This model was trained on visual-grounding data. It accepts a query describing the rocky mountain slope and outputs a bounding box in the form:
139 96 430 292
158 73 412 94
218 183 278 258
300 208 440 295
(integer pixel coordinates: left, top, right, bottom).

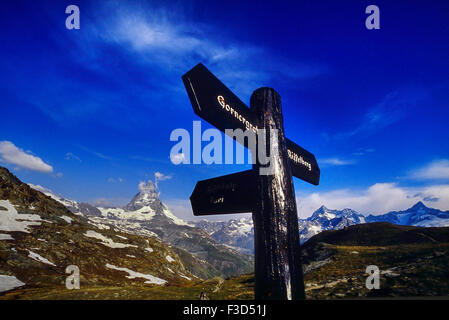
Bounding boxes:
203 217 254 254
30 180 253 278
0 167 198 295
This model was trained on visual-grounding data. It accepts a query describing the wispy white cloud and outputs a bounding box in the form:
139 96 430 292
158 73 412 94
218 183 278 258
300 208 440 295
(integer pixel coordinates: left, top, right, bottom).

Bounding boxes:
77 145 114 161
154 171 172 189
86 3 326 97
0 141 53 173
65 152 81 162
319 157 355 166
107 177 123 183
296 183 449 219
352 148 375 156
408 159 449 180
334 89 426 140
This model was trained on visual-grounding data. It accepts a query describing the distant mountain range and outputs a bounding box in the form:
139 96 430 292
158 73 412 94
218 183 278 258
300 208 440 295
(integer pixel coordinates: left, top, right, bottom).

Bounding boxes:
194 202 449 253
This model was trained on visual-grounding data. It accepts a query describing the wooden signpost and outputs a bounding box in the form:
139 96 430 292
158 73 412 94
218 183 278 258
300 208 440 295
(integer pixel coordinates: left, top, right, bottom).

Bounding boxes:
182 63 320 300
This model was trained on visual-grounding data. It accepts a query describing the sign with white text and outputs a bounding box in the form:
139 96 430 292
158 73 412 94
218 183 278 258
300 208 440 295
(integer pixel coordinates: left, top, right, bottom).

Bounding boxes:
182 63 320 185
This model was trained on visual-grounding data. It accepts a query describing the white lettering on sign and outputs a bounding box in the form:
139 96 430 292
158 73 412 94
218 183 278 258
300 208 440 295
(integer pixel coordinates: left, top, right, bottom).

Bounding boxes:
217 96 259 134
288 150 312 171
217 95 313 172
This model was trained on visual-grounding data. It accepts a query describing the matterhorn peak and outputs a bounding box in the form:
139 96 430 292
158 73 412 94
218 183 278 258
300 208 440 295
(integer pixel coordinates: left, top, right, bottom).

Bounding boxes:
124 180 160 211
318 205 329 212
138 180 158 195
411 201 427 210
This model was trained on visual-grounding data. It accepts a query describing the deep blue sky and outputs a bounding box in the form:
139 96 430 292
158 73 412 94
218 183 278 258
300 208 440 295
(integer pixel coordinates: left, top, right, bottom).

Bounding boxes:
1 0 448 219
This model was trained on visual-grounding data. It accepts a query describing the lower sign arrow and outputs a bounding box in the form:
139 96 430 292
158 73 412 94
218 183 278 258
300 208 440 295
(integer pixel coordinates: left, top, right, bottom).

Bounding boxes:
190 170 255 216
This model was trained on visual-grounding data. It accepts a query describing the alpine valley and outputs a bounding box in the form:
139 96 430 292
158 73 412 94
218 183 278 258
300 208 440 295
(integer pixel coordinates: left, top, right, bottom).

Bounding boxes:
1 165 449 299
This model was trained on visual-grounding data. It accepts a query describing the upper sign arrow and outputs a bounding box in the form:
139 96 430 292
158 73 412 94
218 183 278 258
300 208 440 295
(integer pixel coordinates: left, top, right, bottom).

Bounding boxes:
182 63 320 185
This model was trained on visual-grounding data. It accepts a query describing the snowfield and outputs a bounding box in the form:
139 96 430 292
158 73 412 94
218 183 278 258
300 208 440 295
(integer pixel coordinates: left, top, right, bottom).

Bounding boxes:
162 206 192 226
84 230 137 249
414 218 449 227
105 264 167 285
179 274 192 281
0 275 25 292
0 200 45 233
59 216 73 224
27 250 56 266
0 233 14 240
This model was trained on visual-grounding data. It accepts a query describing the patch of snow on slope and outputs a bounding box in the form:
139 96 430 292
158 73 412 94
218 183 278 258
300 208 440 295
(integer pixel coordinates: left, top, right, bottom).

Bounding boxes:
105 264 167 285
414 218 449 227
60 216 73 224
0 275 25 292
0 200 45 233
0 234 14 240
98 206 157 221
166 255 175 263
84 230 137 249
179 274 192 281
27 250 56 266
162 206 192 226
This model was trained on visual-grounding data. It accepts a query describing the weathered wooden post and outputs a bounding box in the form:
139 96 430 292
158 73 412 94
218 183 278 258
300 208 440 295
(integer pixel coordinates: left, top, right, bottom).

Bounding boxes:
250 87 305 300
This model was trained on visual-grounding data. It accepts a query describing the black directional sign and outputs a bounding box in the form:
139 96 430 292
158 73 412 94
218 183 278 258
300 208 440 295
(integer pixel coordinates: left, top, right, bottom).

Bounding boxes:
182 63 320 185
182 63 320 300
190 170 254 216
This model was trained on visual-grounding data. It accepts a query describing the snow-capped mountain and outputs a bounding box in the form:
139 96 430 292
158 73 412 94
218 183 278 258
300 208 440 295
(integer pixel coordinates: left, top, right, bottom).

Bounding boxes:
298 206 366 244
98 181 191 226
366 201 449 227
28 181 253 278
202 217 254 254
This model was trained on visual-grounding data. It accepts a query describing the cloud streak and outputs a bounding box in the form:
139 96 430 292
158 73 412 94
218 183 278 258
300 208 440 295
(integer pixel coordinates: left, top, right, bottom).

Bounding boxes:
0 141 53 173
65 152 81 162
408 159 449 180
319 157 355 167
335 89 426 140
88 3 326 97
